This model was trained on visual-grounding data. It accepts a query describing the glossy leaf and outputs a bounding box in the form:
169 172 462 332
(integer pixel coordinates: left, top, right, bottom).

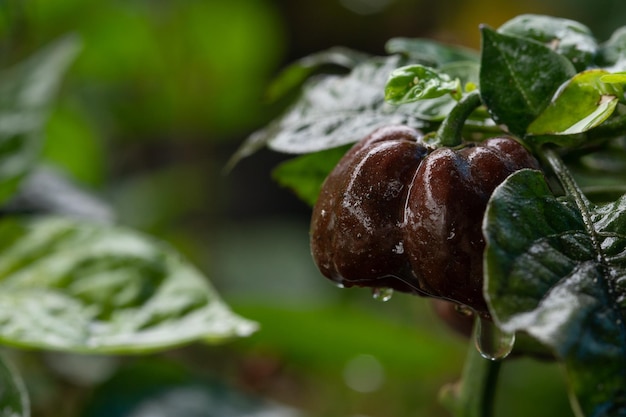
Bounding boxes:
0 216 257 353
272 145 350 206
479 26 576 136
0 354 29 417
498 14 597 71
0 35 80 203
385 64 460 104
484 169 626 417
248 55 429 154
527 70 622 137
385 37 479 66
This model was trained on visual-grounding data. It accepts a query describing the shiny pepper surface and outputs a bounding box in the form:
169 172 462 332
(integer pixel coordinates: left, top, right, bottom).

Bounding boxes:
310 126 540 316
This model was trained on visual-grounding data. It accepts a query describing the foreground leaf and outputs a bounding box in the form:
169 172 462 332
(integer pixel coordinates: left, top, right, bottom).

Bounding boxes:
479 26 576 136
527 70 622 138
0 36 80 203
498 14 597 71
0 216 257 353
484 169 626 417
385 64 460 104
0 354 29 417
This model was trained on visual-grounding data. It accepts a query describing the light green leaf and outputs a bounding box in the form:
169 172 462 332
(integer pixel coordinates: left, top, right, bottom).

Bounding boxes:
0 35 81 203
484 169 626 417
385 64 460 104
0 216 257 353
527 70 622 137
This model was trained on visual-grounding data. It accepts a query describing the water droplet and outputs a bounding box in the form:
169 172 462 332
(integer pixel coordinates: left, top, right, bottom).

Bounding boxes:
474 317 515 361
372 287 393 302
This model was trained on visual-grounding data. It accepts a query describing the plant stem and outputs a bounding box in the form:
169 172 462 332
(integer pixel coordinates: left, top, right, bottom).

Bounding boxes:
433 90 483 147
439 321 502 417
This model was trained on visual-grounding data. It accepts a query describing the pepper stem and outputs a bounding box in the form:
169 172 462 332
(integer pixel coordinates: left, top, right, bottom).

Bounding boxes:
439 319 502 417
430 90 483 148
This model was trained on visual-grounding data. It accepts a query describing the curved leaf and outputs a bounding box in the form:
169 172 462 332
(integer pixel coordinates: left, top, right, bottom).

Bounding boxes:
498 14 597 71
385 37 479 65
596 26 626 71
385 64 460 104
479 26 576 136
0 36 81 203
527 70 622 138
0 216 257 353
259 55 428 154
484 169 626 417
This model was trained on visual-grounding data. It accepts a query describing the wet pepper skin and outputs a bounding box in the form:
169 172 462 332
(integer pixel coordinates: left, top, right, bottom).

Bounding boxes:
310 126 539 316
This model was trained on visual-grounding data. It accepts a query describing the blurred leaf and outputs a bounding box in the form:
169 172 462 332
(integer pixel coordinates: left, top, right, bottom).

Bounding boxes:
2 166 114 222
0 354 29 417
0 216 257 353
83 359 304 417
484 169 626 417
479 26 576 136
385 38 479 65
385 64 460 104
265 46 370 103
527 70 621 138
596 26 626 71
272 145 350 206
0 35 80 203
498 14 597 71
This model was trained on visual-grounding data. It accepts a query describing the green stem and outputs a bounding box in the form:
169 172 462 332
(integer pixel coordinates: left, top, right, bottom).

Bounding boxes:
439 321 502 417
432 90 483 147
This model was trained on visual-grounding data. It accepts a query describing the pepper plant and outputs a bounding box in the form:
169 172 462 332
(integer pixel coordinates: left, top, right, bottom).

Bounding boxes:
236 14 626 417
0 36 258 416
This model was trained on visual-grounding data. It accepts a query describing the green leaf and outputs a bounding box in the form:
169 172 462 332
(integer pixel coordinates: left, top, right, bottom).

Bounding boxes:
479 26 576 137
0 216 257 353
527 70 622 137
385 37 479 66
385 64 460 104
272 145 350 206
498 14 597 71
247 55 429 154
0 354 29 417
0 35 81 203
484 169 626 417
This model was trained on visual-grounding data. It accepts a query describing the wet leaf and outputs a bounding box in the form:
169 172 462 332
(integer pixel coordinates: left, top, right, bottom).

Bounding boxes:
479 26 576 136
527 70 622 138
245 55 429 154
0 35 80 203
498 14 597 71
484 169 626 417
0 216 257 353
385 64 460 104
596 27 626 71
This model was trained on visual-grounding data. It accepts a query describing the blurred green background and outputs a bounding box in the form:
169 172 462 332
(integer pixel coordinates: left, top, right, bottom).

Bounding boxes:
0 0 622 416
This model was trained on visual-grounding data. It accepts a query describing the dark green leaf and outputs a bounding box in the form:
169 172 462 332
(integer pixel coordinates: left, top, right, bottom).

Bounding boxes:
596 27 626 71
479 26 576 136
264 46 370 103
0 35 80 203
498 14 597 71
484 169 626 417
0 216 257 353
527 70 622 137
0 354 28 417
272 145 350 206
385 64 460 104
385 37 479 66
251 55 429 154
